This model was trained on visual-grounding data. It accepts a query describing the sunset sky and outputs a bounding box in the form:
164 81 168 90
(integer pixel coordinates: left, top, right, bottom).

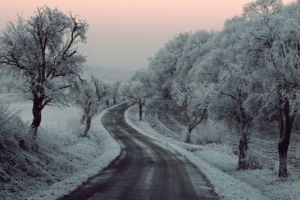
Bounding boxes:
0 0 294 70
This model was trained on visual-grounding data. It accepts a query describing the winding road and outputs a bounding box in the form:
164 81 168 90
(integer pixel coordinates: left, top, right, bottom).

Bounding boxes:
60 103 218 200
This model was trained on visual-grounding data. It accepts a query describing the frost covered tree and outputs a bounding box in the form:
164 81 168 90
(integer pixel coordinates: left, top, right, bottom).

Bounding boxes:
265 43 300 178
149 33 190 99
190 48 225 84
172 81 211 143
121 69 155 121
75 75 109 137
0 6 88 139
243 0 283 19
131 68 156 97
120 80 147 120
190 16 247 85
244 15 300 176
239 6 300 176
110 81 121 105
210 64 254 169
175 30 214 80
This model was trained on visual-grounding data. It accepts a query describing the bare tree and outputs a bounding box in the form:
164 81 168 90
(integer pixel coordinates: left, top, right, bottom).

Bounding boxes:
0 6 88 139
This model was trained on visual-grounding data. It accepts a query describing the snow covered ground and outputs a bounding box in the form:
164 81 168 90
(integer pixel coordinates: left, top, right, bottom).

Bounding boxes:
125 102 300 200
2 92 299 200
0 93 121 200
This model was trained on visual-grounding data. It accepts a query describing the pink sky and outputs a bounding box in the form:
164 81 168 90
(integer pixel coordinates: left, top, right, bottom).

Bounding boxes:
0 0 294 70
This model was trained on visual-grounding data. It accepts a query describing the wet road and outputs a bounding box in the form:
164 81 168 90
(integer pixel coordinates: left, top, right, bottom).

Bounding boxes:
59 103 217 200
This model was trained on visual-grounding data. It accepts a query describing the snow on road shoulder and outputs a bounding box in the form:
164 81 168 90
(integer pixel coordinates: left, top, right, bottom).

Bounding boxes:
125 105 269 200
26 104 121 200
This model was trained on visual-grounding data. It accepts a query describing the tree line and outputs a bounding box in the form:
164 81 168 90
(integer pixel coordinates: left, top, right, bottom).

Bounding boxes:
124 0 300 178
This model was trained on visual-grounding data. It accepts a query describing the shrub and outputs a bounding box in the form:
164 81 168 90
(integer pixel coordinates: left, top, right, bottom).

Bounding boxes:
0 102 32 150
240 148 264 170
193 118 229 144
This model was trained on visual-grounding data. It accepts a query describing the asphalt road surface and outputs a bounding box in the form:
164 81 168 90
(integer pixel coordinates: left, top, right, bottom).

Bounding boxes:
59 103 218 200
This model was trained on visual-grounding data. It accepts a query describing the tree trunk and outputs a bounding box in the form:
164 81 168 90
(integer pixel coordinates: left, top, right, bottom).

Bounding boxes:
30 97 43 140
185 126 192 143
139 101 143 121
106 100 109 106
114 98 116 105
278 100 293 178
83 116 92 137
278 141 289 177
238 131 249 169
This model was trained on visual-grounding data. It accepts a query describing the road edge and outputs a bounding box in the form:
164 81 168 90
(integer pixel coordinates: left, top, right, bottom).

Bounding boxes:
124 104 269 200
27 104 122 200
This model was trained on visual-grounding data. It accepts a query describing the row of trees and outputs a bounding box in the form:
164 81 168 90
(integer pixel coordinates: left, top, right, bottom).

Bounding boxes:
127 0 300 178
1 1 299 178
74 75 120 137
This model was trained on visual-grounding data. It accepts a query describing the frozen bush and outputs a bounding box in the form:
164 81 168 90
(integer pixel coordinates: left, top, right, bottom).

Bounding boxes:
193 118 229 144
0 102 32 150
240 148 264 170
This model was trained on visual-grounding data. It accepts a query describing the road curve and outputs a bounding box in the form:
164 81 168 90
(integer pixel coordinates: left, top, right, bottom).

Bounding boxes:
59 103 218 200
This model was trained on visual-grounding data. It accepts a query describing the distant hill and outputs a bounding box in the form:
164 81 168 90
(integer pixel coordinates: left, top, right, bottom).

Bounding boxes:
84 66 134 82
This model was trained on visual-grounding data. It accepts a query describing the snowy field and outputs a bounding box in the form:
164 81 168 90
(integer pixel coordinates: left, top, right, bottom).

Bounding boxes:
126 102 300 200
0 93 121 200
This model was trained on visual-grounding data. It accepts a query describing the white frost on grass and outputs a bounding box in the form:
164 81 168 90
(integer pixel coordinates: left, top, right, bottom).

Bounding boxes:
152 101 300 200
1 93 121 200
125 104 269 200
26 104 121 200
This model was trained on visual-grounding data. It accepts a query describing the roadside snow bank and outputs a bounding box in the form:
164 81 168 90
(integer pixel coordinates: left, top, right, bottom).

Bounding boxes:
125 105 269 200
